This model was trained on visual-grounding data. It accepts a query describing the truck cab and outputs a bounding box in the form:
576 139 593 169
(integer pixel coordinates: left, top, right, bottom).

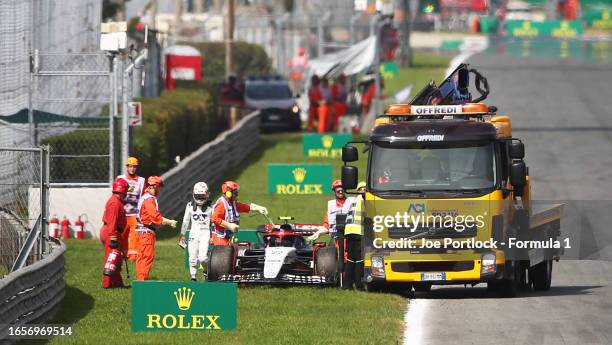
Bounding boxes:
341 66 563 296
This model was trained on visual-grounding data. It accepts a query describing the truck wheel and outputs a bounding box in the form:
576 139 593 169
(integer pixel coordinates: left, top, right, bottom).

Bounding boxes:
498 261 521 297
316 246 338 283
413 282 432 292
530 260 552 291
207 246 234 281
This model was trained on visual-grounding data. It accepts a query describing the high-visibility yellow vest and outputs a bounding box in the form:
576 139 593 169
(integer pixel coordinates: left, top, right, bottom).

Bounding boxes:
344 195 363 236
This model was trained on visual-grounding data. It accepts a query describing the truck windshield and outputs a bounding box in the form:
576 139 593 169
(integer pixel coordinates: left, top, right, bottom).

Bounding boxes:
369 141 496 193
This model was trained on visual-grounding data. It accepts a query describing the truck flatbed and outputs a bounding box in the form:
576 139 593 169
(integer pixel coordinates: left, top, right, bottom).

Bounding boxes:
530 203 564 229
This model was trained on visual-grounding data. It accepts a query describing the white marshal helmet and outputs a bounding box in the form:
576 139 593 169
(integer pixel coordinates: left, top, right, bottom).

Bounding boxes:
192 182 209 205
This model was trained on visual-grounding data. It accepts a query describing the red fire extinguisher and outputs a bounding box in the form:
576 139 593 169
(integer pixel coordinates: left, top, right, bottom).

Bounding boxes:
103 248 122 276
74 216 84 239
60 216 71 239
50 214 60 238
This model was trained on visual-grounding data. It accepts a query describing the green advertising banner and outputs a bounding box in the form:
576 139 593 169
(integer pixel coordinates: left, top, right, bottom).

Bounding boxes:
132 281 237 332
302 133 352 158
268 163 332 194
380 61 400 80
584 8 612 29
506 20 584 38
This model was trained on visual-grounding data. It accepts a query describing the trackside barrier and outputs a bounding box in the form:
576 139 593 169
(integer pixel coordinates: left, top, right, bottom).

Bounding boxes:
0 239 66 344
159 110 261 219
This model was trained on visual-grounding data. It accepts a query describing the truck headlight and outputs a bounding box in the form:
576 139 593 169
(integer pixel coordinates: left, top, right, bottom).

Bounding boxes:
292 105 299 113
481 252 496 274
371 256 385 277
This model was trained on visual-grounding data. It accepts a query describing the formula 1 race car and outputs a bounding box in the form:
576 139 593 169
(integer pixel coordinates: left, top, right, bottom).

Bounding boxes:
207 217 338 285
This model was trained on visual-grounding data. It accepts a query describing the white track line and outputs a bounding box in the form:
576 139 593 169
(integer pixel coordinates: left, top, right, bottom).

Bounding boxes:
403 299 430 345
403 39 490 345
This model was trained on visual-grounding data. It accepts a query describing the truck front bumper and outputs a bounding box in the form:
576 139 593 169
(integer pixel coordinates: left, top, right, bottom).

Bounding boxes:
368 254 508 284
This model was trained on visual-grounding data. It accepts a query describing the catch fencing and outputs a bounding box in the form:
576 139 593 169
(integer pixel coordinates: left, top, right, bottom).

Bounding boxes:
0 147 49 275
159 110 260 219
0 0 158 185
30 51 113 184
0 146 62 344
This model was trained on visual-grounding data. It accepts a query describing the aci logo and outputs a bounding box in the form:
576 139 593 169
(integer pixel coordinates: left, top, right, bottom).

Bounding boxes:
407 203 425 214
132 281 237 332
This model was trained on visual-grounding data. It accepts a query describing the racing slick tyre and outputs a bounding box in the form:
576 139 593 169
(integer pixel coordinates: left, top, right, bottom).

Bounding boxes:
413 282 432 292
316 246 338 284
207 245 234 281
530 259 552 291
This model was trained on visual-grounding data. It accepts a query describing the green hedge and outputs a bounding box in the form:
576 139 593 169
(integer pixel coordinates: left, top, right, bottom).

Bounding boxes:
133 88 227 177
42 123 112 183
42 88 227 182
185 41 273 80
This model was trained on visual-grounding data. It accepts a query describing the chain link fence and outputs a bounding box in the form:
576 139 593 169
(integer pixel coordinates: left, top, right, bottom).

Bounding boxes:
31 52 113 184
0 147 49 277
0 0 119 185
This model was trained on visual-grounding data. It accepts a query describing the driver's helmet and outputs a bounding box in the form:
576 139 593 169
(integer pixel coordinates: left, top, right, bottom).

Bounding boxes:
192 182 209 206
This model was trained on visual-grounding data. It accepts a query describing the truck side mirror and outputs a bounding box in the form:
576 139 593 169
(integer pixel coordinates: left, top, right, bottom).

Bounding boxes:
510 161 526 192
342 166 358 189
509 141 525 160
342 146 358 162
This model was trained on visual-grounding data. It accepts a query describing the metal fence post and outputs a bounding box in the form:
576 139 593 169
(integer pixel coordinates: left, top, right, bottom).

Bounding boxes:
372 14 383 117
275 15 287 73
370 13 382 36
122 51 147 175
317 16 324 57
39 146 48 257
121 60 129 175
350 12 361 45
110 55 118 183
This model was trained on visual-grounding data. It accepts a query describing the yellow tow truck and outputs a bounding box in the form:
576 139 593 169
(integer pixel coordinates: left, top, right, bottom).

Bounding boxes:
341 65 563 296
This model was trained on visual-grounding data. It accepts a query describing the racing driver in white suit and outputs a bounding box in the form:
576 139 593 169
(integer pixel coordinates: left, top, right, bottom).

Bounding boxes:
179 182 213 281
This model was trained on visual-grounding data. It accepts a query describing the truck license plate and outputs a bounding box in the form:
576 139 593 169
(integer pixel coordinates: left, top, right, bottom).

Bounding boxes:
421 272 445 281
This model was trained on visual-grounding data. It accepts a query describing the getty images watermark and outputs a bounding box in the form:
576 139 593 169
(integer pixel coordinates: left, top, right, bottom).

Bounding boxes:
371 211 571 250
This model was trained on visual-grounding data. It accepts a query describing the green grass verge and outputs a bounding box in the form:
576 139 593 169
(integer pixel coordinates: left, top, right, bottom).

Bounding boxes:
383 52 452 102
36 134 404 345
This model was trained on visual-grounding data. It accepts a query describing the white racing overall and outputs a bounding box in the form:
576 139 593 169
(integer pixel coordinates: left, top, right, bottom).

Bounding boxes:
181 201 213 278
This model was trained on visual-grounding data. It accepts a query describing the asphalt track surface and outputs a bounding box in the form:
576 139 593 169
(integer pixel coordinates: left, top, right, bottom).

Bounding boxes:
404 51 612 345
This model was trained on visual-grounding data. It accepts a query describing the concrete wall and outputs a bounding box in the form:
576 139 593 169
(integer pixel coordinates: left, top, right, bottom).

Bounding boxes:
30 187 110 239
